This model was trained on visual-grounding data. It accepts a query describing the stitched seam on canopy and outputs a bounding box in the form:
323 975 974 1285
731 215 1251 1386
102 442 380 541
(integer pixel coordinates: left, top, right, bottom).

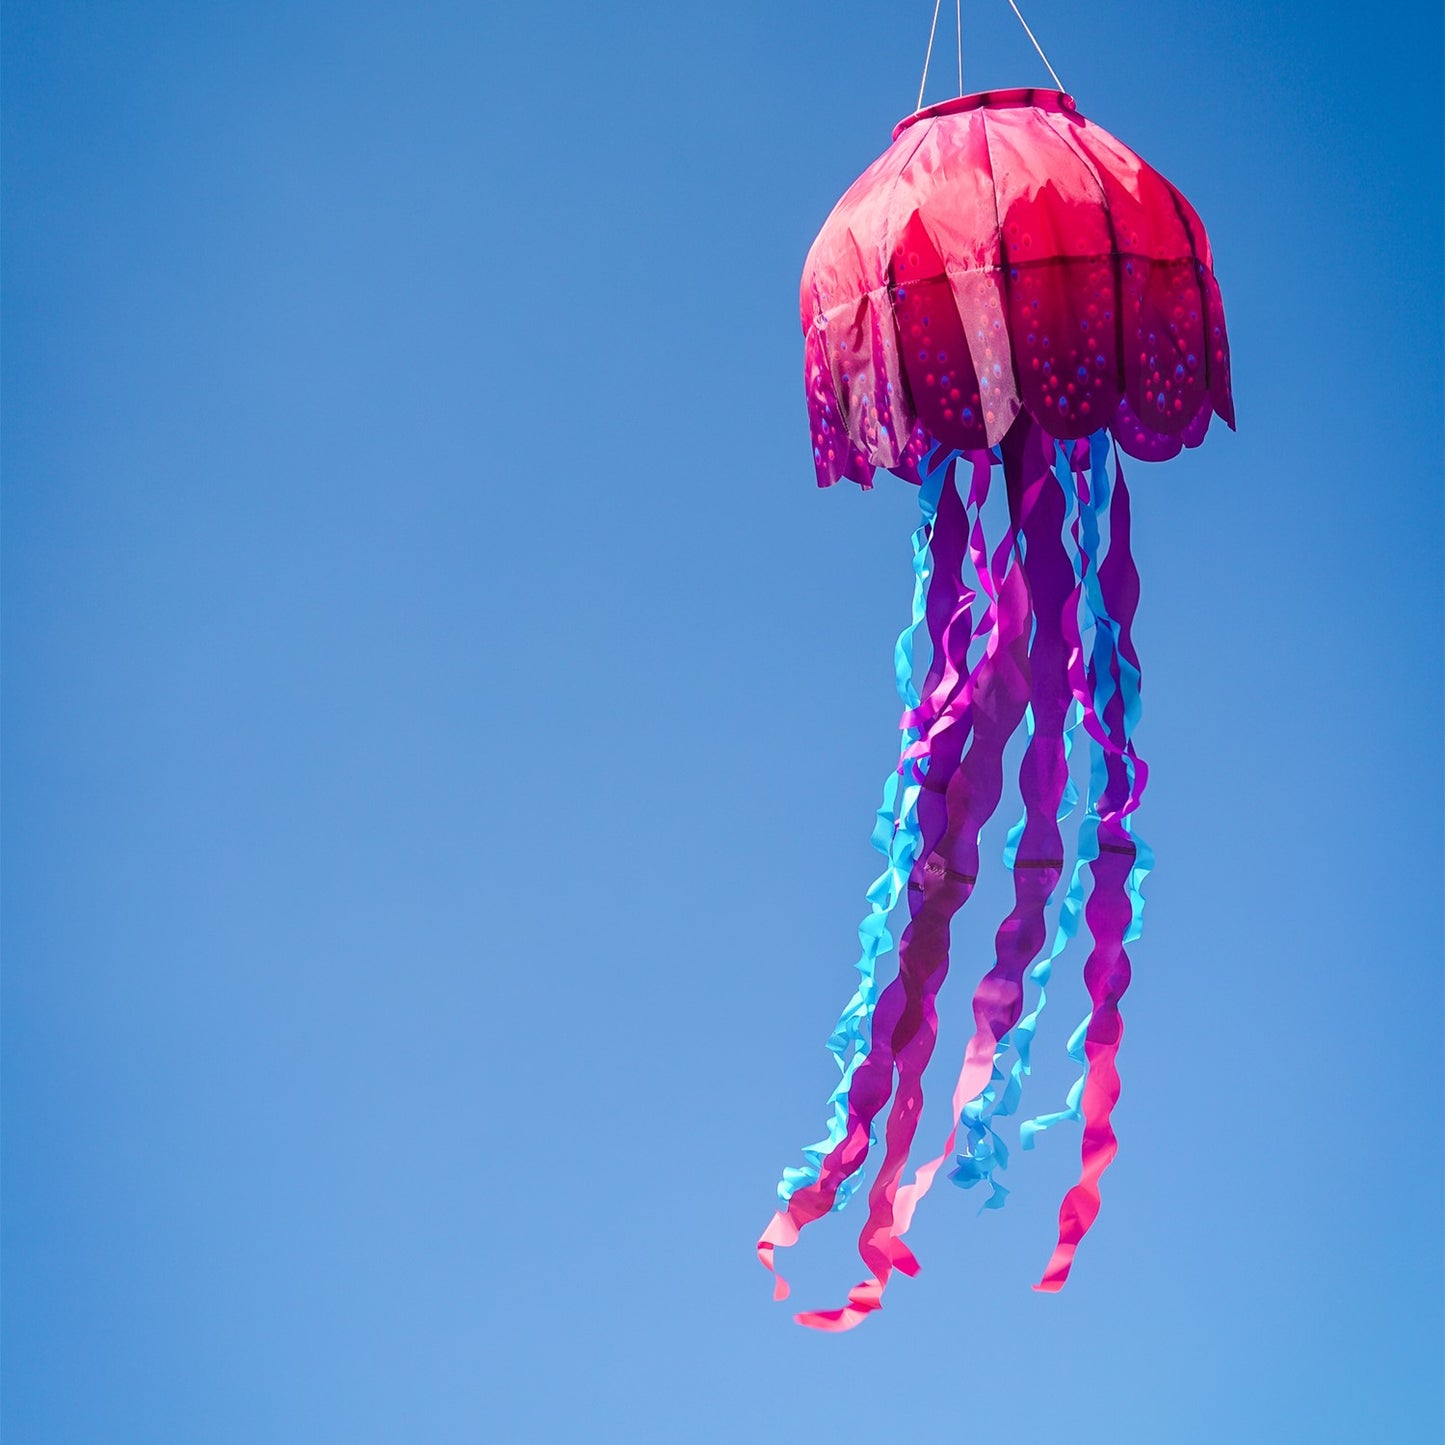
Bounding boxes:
882 123 935 266
874 122 936 432
815 136 932 480
810 252 1213 325
822 368 868 479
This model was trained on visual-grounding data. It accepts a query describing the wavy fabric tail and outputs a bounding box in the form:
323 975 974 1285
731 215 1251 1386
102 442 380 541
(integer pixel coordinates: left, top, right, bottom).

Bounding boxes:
760 424 1152 1326
1037 445 1148 1291
759 446 1020 1319
775 451 955 1215
894 418 1084 1231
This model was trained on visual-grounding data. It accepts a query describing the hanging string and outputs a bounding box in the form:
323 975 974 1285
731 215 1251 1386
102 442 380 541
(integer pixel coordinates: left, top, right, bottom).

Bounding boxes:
1004 0 1066 92
917 0 944 112
956 0 963 95
920 1 1066 112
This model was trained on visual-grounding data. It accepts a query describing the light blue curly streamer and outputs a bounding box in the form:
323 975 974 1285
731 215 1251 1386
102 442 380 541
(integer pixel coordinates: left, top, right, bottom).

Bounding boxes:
779 446 957 1208
1019 432 1153 1151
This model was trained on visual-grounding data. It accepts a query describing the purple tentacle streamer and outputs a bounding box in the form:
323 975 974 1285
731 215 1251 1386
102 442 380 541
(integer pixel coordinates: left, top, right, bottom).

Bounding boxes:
1038 449 1146 1290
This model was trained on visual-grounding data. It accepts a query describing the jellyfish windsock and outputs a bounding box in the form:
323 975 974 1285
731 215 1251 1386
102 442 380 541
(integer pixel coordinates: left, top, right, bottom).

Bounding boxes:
759 87 1233 1330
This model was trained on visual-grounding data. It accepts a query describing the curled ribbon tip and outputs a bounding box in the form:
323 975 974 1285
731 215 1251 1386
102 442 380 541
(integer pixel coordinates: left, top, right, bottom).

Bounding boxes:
758 1212 799 1300
758 1255 789 1302
1034 1242 1077 1291
796 1277 886 1332
795 1307 870 1332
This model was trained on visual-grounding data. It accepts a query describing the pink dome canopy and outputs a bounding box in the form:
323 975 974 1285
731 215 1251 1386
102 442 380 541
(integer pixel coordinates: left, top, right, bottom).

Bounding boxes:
803 88 1235 486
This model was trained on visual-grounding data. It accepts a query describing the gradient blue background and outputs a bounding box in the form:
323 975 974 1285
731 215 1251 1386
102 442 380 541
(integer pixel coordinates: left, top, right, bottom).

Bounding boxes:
5 3 1441 1440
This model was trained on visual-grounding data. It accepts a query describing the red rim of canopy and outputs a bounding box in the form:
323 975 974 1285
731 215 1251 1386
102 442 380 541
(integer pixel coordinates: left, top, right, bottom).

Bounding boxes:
892 87 1078 140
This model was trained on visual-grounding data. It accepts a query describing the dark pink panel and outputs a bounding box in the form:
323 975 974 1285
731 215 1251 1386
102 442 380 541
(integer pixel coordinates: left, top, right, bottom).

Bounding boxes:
1063 119 1196 262
983 108 1121 438
1199 268 1235 429
891 211 989 452
1119 257 1209 436
1004 252 1122 441
896 108 1023 444
984 104 1115 260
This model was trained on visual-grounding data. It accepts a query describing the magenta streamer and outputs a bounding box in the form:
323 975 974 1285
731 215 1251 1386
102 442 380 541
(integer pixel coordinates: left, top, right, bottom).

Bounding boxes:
1038 452 1145 1290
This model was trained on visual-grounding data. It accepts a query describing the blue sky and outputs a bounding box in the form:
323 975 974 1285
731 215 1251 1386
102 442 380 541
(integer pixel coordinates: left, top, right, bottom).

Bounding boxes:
4 2 1441 1440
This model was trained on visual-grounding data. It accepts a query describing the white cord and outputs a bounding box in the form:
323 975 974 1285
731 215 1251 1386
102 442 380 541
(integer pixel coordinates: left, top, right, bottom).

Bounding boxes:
922 0 1067 112
955 0 963 95
1004 0 1066 92
917 0 944 111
